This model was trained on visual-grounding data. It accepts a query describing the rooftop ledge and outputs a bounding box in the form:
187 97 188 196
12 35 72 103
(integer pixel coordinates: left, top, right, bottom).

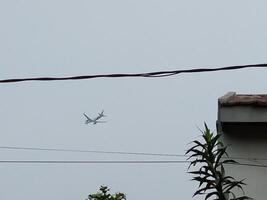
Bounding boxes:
218 92 267 123
219 92 267 107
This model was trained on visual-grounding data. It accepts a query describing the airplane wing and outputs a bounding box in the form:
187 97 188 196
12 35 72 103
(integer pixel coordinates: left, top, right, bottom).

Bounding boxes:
96 121 107 123
95 115 102 120
101 110 106 117
95 110 106 120
83 113 93 121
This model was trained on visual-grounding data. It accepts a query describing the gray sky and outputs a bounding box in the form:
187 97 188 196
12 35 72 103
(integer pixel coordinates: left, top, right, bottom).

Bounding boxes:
1 1 267 199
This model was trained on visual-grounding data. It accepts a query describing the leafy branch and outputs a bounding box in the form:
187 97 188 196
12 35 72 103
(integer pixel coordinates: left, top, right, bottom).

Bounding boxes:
86 186 126 200
186 123 253 200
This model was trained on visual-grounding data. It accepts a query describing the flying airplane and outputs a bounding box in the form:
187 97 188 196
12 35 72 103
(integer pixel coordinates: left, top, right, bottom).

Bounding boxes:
83 111 107 125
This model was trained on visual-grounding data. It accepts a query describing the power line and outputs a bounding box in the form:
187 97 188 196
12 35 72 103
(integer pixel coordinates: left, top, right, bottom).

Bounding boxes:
1 146 267 163
227 162 267 168
0 63 267 83
0 160 189 164
0 160 265 168
0 146 184 157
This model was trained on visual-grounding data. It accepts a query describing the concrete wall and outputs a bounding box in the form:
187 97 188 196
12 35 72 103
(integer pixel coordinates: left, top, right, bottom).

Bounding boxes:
220 132 267 200
217 106 267 200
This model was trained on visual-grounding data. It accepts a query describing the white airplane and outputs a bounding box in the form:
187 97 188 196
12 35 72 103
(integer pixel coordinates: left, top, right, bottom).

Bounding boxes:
83 111 107 125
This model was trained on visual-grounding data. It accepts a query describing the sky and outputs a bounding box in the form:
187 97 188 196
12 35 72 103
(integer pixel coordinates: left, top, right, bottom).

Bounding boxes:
0 1 267 199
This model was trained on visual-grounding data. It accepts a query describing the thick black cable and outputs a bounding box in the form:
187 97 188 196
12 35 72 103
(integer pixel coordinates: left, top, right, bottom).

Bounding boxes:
0 63 267 83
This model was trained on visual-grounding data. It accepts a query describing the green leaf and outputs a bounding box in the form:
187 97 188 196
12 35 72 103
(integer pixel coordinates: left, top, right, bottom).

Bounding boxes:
205 191 219 200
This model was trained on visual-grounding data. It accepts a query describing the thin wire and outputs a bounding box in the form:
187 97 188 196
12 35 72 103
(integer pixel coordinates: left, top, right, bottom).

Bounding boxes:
0 160 265 168
1 146 267 162
0 146 184 157
226 162 267 168
0 63 267 83
0 160 189 164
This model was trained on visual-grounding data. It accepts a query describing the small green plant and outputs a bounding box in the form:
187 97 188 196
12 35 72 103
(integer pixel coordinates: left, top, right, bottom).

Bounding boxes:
186 123 252 200
86 186 126 200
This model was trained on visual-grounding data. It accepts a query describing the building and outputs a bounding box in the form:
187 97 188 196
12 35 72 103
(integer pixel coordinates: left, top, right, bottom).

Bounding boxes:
217 92 267 200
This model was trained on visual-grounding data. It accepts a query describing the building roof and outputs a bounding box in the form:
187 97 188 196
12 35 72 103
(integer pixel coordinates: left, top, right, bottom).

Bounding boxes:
219 92 267 107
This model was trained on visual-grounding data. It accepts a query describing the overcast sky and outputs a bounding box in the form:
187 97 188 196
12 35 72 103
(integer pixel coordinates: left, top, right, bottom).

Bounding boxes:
1 1 267 200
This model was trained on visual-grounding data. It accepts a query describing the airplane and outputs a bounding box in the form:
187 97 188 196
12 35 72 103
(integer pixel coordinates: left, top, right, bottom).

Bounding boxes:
83 111 107 125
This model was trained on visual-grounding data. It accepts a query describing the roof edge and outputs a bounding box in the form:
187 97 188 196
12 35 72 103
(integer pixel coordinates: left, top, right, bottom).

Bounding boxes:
218 92 236 105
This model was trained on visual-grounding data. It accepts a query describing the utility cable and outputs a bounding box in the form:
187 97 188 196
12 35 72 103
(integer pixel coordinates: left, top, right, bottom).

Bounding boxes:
0 160 265 168
0 146 184 157
0 63 267 83
0 160 189 164
1 146 267 163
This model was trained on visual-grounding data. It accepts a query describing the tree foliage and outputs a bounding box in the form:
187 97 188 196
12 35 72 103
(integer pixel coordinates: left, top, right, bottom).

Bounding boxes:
186 123 252 200
86 186 126 200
